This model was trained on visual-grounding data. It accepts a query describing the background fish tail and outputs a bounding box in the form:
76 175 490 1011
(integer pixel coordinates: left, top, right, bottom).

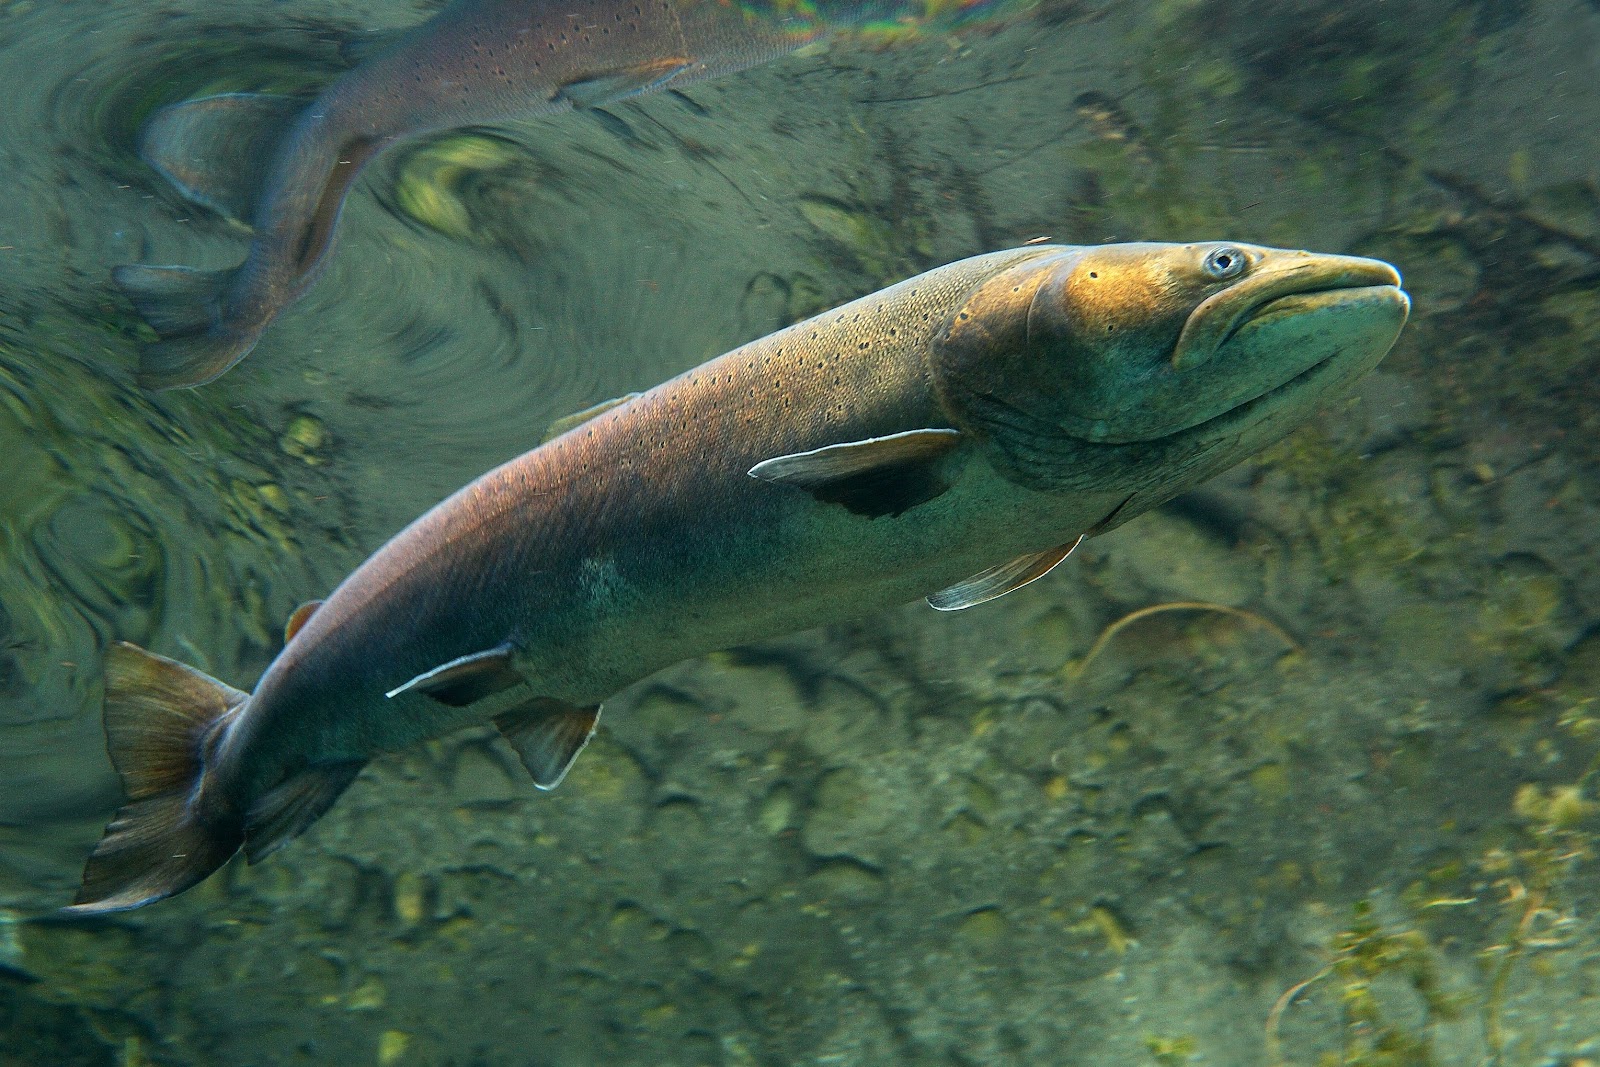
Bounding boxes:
65 643 247 915
111 264 257 389
139 92 303 224
111 91 313 389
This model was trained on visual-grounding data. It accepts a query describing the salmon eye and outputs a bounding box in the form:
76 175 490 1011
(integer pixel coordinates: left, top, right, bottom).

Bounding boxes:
1202 246 1247 281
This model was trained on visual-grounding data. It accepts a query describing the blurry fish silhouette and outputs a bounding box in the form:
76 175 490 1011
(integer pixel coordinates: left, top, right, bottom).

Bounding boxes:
68 241 1408 912
114 0 836 389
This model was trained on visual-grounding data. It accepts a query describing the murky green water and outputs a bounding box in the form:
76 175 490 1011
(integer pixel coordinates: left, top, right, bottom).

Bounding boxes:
2 0 1598 1063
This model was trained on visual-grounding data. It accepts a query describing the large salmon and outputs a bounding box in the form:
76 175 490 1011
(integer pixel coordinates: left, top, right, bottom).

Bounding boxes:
71 241 1409 912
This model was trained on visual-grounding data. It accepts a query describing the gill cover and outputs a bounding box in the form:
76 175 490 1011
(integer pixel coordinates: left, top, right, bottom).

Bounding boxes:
930 248 1099 492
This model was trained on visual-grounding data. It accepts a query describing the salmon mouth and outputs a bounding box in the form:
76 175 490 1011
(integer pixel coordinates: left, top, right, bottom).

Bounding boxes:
1184 281 1411 435
1172 256 1404 371
1237 283 1404 341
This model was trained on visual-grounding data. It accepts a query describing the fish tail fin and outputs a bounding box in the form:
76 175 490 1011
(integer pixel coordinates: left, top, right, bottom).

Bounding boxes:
65 642 248 915
140 92 304 224
113 264 228 336
111 264 256 389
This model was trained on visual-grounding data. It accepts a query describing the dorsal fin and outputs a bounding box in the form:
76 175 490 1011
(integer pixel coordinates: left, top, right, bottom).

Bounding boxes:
748 428 967 518
927 537 1083 611
541 392 641 443
338 27 406 67
284 599 324 643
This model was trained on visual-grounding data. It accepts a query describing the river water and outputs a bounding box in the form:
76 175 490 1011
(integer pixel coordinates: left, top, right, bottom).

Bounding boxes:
2 0 1599 1063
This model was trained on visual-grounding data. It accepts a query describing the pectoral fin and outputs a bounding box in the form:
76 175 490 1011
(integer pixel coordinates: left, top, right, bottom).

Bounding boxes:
139 92 304 224
749 428 967 518
386 642 524 707
555 58 695 108
927 536 1083 611
495 699 602 789
542 392 642 443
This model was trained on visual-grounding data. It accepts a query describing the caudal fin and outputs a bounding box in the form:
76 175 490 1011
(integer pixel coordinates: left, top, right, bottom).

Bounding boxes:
112 264 257 389
65 642 247 915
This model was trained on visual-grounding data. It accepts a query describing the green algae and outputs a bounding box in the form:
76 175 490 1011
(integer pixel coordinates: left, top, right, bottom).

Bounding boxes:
0 983 116 1067
0 313 346 669
390 133 536 242
1518 287 1600 378
796 190 933 286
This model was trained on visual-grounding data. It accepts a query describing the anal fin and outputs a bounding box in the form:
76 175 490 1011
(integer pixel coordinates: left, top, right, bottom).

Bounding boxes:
927 536 1083 611
243 761 366 862
749 428 967 518
386 642 523 707
495 699 602 790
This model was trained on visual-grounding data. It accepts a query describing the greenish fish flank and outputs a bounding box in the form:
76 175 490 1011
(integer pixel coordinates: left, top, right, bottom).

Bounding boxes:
110 0 914 390
69 240 1409 914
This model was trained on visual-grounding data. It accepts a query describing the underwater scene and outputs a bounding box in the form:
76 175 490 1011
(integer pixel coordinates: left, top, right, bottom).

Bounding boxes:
2 0 1599 1063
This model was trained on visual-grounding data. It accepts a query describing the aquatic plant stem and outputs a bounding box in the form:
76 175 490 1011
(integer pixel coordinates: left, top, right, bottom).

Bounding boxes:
1066 601 1302 680
1264 966 1331 1067
1482 882 1545 1065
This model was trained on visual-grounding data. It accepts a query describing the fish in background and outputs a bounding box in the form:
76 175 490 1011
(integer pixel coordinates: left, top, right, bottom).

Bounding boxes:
113 0 1002 390
68 240 1409 913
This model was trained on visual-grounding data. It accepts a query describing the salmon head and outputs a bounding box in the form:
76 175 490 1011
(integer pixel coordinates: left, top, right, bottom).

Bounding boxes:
930 240 1410 524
